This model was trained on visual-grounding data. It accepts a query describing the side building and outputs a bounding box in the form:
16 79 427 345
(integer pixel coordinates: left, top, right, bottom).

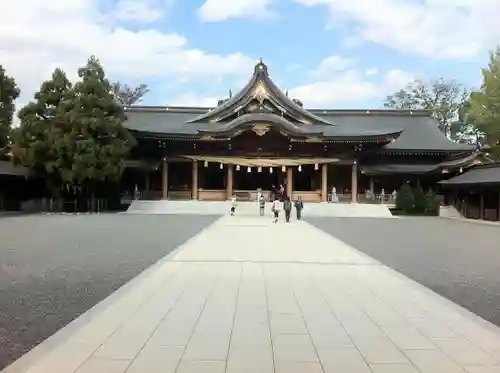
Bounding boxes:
120 61 480 203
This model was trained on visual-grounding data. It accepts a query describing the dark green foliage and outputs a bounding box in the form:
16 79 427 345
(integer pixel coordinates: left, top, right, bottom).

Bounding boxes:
13 56 135 197
413 182 427 213
393 184 440 216
469 48 500 159
13 68 74 192
68 55 136 185
425 189 440 215
0 65 20 158
395 183 414 213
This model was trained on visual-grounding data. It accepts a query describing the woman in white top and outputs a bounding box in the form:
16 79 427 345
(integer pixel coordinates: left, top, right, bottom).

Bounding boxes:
271 198 281 223
331 186 339 203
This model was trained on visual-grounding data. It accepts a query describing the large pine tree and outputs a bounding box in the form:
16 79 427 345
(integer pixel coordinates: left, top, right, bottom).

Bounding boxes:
68 56 135 189
14 57 135 200
13 68 74 193
0 66 20 158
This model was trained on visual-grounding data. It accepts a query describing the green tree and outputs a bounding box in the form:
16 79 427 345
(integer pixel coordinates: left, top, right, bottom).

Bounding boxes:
13 56 136 202
425 189 440 215
468 48 500 159
450 99 485 145
413 182 427 214
68 56 136 197
111 82 149 106
12 68 74 194
395 183 414 214
0 65 20 158
385 78 470 140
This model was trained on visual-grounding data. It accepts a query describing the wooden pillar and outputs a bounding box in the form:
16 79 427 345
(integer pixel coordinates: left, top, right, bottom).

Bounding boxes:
145 171 150 192
351 162 358 203
162 160 168 199
286 167 293 198
321 164 328 202
497 191 500 221
191 160 198 200
480 192 485 220
463 195 468 217
226 164 233 200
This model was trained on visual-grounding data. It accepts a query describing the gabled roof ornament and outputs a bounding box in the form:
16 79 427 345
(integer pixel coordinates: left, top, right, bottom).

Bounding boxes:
186 59 334 125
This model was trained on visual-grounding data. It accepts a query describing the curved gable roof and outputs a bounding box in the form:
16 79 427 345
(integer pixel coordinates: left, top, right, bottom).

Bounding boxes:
187 61 334 126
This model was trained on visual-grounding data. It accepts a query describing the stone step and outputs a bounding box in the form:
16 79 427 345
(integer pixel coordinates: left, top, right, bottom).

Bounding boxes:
126 200 395 218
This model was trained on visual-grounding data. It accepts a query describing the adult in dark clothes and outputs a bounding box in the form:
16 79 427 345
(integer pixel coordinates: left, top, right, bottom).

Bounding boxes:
294 197 304 220
283 196 292 223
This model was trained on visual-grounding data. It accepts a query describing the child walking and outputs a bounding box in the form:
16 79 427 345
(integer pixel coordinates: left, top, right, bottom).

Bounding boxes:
230 195 237 216
259 194 266 216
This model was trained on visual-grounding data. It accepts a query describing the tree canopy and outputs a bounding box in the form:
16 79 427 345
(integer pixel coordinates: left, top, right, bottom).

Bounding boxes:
13 68 74 191
111 82 149 106
384 78 472 141
468 48 500 159
0 65 20 158
13 56 136 195
70 56 136 185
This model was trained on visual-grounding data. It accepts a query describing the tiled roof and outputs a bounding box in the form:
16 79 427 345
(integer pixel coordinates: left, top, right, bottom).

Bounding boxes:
0 161 27 176
440 163 500 186
123 108 475 152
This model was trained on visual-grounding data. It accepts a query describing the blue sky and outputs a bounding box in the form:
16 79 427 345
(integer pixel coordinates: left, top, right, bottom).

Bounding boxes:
2 0 498 110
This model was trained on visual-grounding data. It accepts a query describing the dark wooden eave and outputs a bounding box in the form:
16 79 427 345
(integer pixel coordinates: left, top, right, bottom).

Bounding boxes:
361 149 482 175
440 162 500 186
197 113 324 137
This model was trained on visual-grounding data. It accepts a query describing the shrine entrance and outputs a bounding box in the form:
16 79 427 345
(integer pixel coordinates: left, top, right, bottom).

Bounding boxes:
233 167 284 191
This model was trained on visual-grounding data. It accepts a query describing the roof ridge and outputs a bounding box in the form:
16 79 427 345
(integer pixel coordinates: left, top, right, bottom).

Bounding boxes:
126 105 433 117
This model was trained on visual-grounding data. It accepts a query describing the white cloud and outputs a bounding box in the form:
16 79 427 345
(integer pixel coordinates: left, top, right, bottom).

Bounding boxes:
1 0 255 112
198 0 274 22
113 0 169 22
294 0 500 59
309 55 353 78
289 56 413 107
365 68 378 76
168 93 219 107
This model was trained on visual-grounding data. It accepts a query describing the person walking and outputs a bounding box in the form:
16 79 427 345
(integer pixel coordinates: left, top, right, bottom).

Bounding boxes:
230 195 237 216
330 186 339 203
259 194 266 216
271 197 281 223
283 196 292 223
294 197 304 220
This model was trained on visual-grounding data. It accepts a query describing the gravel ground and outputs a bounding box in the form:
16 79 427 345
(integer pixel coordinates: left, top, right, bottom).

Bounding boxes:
306 216 500 327
0 214 219 370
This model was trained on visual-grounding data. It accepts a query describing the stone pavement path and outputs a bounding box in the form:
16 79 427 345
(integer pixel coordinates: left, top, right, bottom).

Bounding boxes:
4 216 500 373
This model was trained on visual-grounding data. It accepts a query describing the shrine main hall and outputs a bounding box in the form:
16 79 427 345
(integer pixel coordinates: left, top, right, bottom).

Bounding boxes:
120 61 480 203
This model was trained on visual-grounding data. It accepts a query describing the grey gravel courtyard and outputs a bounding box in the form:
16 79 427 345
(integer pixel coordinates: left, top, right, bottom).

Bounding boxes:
307 216 500 328
0 214 219 370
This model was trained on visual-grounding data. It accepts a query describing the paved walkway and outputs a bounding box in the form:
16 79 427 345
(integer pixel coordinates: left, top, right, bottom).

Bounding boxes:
4 216 500 373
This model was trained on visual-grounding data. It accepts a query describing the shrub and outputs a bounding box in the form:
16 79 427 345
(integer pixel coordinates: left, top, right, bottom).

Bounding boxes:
396 183 414 213
425 189 440 215
413 182 427 213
